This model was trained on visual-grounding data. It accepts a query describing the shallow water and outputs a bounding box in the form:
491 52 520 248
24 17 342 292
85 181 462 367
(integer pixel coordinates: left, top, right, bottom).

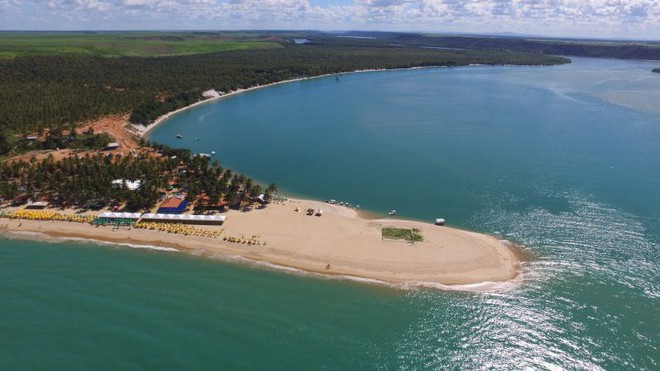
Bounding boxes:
1 57 658 369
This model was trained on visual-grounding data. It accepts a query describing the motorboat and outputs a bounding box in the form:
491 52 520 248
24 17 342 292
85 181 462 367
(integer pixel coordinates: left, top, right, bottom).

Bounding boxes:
435 218 446 226
388 210 397 216
176 134 183 139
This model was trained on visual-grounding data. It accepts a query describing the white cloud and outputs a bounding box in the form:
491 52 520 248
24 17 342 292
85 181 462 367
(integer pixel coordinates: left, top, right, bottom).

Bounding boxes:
0 0 658 39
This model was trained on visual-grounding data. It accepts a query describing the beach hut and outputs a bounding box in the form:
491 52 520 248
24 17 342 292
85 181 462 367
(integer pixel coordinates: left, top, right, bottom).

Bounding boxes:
112 179 142 191
25 201 49 209
104 142 120 151
158 196 188 214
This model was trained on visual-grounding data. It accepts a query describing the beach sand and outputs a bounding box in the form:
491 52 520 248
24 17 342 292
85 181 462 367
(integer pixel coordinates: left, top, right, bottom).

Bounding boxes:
1 199 519 286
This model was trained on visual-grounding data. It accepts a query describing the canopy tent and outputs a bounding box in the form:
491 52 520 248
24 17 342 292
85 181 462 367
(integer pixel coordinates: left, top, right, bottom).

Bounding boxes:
96 212 226 225
141 213 226 224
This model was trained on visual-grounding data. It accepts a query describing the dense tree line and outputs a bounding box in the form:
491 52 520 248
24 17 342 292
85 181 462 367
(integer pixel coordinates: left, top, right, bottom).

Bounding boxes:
653 68 660 73
341 32 660 61
129 90 204 125
0 44 568 133
0 128 112 156
0 144 277 212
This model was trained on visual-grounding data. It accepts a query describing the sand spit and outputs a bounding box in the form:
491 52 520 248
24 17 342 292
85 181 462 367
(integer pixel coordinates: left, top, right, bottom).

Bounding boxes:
1 198 519 286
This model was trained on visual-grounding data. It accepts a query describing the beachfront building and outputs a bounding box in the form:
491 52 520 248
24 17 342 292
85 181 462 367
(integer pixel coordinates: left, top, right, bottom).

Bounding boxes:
111 179 142 191
195 195 228 211
96 212 226 225
25 201 49 209
104 142 120 151
141 213 226 225
202 89 220 99
157 195 188 214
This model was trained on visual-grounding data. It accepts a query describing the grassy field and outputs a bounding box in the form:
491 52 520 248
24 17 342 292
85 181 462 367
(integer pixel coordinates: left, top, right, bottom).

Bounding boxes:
0 32 283 58
382 227 424 244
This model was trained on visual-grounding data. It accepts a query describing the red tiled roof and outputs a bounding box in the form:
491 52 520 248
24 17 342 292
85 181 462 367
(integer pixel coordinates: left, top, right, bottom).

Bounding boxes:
160 197 184 209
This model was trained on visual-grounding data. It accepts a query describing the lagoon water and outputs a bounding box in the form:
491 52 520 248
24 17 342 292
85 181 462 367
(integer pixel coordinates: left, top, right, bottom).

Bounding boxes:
2 58 659 368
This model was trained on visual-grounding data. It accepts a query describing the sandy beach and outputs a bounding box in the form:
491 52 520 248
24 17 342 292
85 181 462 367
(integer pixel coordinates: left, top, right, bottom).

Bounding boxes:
1 198 519 286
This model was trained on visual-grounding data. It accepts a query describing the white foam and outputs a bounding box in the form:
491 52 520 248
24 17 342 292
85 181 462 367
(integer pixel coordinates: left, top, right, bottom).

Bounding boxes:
203 250 524 293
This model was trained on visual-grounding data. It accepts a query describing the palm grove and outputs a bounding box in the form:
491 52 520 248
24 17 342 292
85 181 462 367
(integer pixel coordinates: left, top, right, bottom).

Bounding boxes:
0 144 277 212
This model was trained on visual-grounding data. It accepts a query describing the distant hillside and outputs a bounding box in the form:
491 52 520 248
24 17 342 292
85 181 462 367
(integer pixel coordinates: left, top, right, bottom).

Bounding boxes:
653 68 660 73
0 32 283 58
333 32 660 61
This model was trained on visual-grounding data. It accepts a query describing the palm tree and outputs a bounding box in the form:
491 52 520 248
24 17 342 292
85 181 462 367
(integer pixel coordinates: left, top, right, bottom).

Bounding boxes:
265 183 278 202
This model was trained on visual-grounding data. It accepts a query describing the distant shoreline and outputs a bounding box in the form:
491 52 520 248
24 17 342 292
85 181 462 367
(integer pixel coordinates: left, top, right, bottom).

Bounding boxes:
139 61 572 139
138 65 459 139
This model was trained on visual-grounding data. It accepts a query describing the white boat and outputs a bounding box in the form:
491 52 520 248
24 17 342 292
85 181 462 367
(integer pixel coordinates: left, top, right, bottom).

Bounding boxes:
176 134 183 139
435 218 446 226
388 210 396 216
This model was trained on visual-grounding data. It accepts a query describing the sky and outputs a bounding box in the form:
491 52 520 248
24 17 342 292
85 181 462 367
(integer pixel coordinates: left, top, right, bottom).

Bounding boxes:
0 0 658 40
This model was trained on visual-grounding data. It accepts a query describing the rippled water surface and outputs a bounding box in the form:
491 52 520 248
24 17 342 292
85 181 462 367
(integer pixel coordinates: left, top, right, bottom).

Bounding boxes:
2 58 658 369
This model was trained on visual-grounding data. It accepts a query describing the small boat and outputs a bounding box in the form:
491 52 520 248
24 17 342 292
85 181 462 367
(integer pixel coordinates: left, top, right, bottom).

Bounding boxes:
388 210 397 216
435 218 446 226
336 76 340 81
195 138 200 141
176 134 183 139
211 151 216 155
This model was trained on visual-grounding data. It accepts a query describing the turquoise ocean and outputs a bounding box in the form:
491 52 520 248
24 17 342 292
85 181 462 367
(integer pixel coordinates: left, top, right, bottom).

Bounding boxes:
2 58 658 369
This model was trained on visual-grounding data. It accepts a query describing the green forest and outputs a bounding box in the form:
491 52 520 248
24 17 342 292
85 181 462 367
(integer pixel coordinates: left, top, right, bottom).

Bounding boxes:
0 36 569 141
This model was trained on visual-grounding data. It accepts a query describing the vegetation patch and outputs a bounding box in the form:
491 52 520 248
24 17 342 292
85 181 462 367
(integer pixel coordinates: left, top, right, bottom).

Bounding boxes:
0 142 277 212
382 227 424 244
653 68 660 73
0 32 282 58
